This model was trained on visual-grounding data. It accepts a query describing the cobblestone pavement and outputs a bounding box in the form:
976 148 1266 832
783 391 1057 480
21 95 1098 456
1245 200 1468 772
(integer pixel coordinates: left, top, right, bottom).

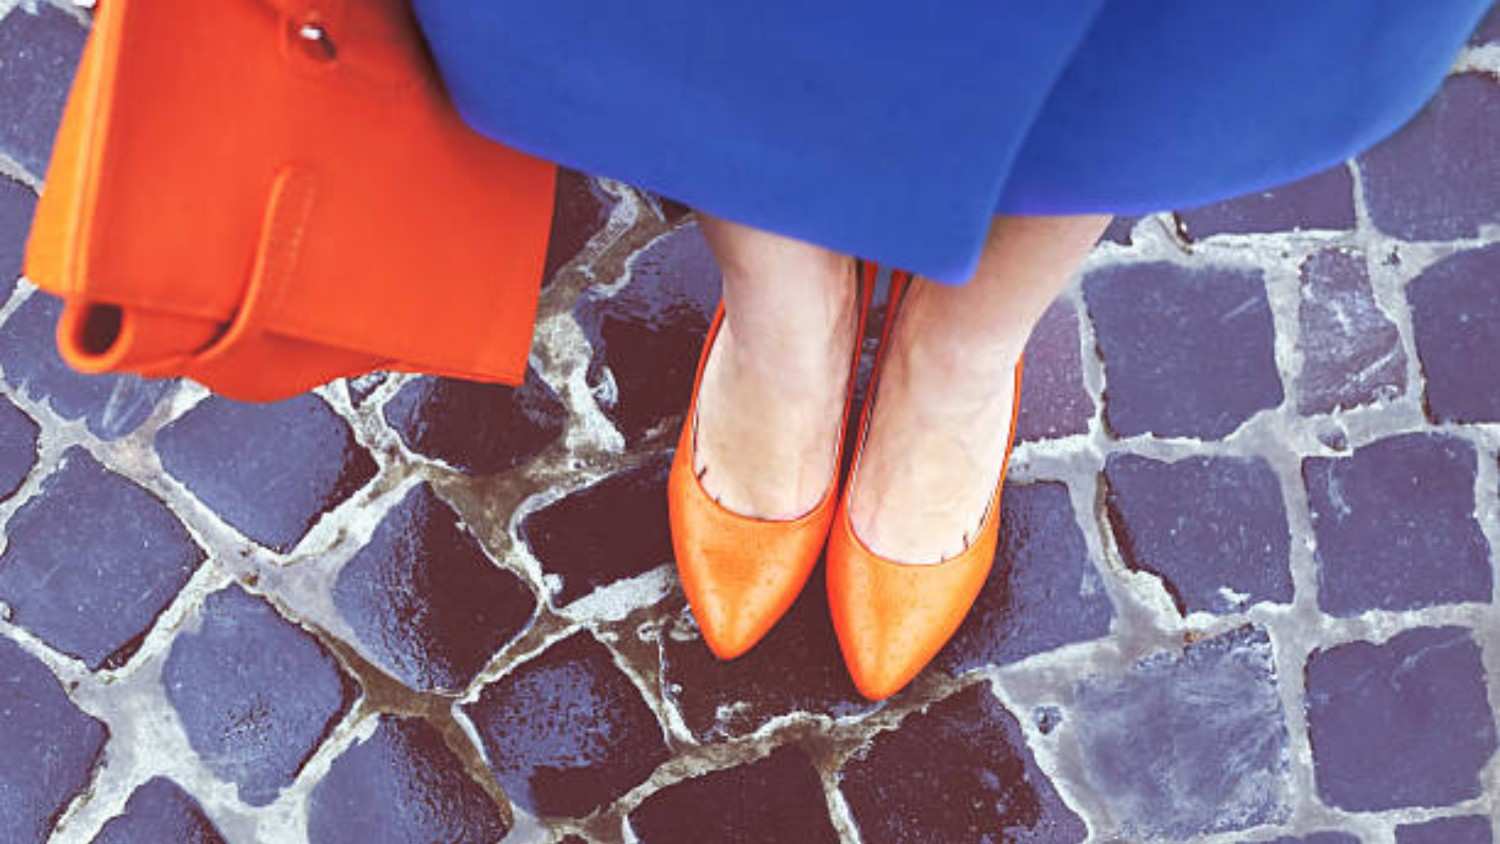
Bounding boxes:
2 3 1499 843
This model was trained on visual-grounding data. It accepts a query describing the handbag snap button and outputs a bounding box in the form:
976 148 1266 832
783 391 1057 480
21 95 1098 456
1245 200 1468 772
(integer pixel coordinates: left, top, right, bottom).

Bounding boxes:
291 20 337 62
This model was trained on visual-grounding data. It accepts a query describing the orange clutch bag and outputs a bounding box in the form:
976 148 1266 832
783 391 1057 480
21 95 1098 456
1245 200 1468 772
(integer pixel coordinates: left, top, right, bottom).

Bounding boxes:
24 0 557 402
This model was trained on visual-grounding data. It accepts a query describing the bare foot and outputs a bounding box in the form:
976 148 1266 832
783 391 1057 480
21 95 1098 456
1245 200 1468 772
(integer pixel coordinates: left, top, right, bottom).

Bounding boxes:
692 255 860 520
847 277 1022 563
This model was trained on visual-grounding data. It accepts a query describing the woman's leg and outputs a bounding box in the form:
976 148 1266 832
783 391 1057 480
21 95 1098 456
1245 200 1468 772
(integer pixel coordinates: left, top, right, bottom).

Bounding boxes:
847 214 1111 562
693 213 861 519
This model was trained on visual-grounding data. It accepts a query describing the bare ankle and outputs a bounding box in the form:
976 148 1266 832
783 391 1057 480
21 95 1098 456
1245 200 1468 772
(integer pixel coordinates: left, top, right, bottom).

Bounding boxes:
720 276 859 385
893 288 1024 385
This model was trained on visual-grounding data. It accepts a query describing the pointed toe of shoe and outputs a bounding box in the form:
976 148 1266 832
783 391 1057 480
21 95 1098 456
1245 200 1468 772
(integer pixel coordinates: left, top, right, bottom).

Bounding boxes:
668 440 835 661
836 619 928 702
681 570 792 661
826 503 998 701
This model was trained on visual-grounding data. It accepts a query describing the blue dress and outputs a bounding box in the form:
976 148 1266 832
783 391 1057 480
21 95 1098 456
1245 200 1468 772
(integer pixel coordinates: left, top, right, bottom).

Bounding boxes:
412 1 1492 284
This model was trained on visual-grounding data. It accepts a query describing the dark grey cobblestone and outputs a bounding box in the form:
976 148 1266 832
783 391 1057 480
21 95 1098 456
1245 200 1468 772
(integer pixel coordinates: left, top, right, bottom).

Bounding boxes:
541 168 619 286
939 480 1114 672
90 777 226 844
1306 626 1496 812
0 447 204 669
1098 215 1135 246
572 223 721 445
1070 626 1292 839
1177 165 1356 240
1296 247 1407 414
1360 72 1500 240
0 293 177 439
629 745 839 844
157 393 377 553
162 586 356 807
658 583 876 742
519 453 672 606
0 635 108 844
839 683 1087 844
307 716 507 844
1105 453 1292 615
1016 297 1093 442
0 391 38 498
462 631 671 818
383 371 567 476
1244 834 1360 844
1083 262 1283 439
0 8 1496 842
1476 3 1500 43
1395 815 1494 844
0 1 84 176
335 483 537 692
1303 432 1492 616
1409 242 1500 424
1 174 35 292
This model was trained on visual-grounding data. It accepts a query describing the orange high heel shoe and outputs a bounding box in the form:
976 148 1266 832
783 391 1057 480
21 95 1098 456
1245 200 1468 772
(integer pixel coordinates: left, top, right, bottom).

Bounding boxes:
668 262 875 660
827 271 1025 700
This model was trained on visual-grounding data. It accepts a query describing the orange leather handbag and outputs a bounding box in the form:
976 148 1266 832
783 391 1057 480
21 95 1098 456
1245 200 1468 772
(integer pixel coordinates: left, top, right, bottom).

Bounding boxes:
24 0 557 402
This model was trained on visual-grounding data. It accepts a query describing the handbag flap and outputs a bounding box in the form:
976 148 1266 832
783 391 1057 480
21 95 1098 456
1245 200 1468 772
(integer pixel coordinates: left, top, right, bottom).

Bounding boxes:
38 0 555 382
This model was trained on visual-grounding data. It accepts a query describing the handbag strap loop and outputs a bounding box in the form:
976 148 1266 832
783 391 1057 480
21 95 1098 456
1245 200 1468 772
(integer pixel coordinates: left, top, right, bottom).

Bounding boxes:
188 166 320 367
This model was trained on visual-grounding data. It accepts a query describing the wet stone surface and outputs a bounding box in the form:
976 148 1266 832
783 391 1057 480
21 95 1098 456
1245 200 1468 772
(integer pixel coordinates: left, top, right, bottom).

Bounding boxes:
1475 3 1500 43
1296 247 1407 414
91 777 226 844
0 447 204 669
0 293 177 439
1395 815 1494 844
162 586 356 807
839 683 1087 844
1083 262 1283 439
659 580 876 742
0 392 39 499
1016 297 1093 442
1177 165 1355 239
383 371 566 476
334 484 536 693
0 12 1497 841
1361 72 1500 240
0 636 109 844
307 715 507 844
629 745 839 844
519 454 672 607
1104 453 1292 615
939 480 1114 673
1 174 36 292
541 169 617 285
1099 215 1136 245
462 631 671 818
342 372 387 408
1245 834 1360 844
158 393 377 553
0 3 85 176
573 223 721 445
1071 626 1292 840
1408 243 1500 423
1303 432 1492 616
1305 626 1497 812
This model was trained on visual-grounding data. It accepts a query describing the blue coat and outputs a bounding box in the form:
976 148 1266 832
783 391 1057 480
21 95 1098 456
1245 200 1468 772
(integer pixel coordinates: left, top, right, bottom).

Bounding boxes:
413 1 1491 283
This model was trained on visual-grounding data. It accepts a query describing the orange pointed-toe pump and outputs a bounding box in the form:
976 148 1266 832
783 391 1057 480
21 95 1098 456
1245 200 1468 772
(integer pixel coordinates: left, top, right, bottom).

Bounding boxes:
668 262 875 660
827 271 1025 700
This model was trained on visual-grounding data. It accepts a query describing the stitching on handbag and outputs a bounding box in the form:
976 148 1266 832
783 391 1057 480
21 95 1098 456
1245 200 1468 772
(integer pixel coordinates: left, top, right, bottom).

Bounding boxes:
257 167 318 323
